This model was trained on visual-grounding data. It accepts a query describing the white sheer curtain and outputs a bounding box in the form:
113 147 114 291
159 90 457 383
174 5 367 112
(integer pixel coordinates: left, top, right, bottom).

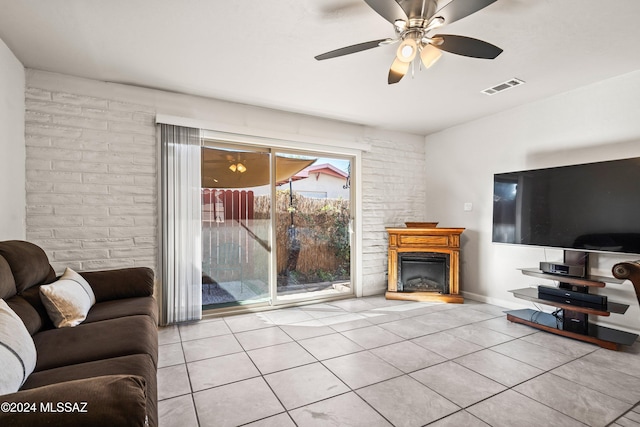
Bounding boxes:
160 124 202 324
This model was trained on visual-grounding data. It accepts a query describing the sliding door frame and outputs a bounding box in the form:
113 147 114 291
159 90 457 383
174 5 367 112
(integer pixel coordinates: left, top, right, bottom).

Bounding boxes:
201 129 364 303
270 148 356 307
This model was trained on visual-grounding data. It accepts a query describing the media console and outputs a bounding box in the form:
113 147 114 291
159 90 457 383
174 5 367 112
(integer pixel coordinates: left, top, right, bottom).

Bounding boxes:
507 268 638 350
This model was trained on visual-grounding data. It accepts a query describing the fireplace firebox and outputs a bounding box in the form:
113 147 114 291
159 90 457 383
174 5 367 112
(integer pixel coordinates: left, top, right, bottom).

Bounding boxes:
386 226 464 303
398 252 450 293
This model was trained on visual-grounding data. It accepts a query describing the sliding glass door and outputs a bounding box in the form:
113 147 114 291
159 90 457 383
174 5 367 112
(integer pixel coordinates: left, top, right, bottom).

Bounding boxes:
201 141 353 310
201 144 271 308
275 152 352 302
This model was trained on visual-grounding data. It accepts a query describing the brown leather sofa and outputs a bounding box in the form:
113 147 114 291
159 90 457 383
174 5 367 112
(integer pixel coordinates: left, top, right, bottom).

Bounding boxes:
0 240 158 427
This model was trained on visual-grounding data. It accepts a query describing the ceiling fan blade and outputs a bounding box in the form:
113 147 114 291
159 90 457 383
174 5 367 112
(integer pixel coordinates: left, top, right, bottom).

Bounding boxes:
364 0 407 24
388 57 409 84
315 39 390 60
432 0 497 26
433 34 502 59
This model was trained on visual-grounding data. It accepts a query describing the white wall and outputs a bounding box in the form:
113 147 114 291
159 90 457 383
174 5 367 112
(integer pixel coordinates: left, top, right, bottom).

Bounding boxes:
24 69 427 296
0 39 25 240
425 70 640 334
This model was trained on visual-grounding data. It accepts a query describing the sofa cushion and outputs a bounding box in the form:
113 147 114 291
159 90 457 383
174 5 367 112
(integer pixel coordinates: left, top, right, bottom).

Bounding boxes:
1 375 149 427
84 296 158 325
0 241 56 293
33 315 158 372
80 267 155 302
0 299 37 395
39 268 96 328
22 353 157 427
5 296 42 336
0 255 16 300
20 286 55 331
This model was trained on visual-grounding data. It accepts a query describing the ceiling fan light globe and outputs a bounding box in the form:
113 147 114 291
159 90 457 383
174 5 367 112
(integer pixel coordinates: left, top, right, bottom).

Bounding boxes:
420 44 443 69
396 38 417 62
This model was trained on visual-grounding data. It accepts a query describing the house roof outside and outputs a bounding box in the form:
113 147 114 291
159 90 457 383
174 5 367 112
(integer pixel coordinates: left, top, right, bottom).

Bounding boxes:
295 163 349 180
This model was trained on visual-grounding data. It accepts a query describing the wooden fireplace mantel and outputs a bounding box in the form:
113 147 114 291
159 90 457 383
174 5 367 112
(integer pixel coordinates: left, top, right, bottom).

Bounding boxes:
386 227 465 303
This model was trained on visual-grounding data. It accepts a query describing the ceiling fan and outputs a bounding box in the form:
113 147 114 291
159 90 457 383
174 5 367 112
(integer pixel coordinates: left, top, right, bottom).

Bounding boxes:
315 0 503 84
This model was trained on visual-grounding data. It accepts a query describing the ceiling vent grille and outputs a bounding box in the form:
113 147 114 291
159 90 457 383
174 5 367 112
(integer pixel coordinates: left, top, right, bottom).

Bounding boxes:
482 78 525 96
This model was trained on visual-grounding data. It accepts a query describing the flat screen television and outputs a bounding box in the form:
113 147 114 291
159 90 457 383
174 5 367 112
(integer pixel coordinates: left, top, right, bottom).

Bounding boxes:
492 157 640 255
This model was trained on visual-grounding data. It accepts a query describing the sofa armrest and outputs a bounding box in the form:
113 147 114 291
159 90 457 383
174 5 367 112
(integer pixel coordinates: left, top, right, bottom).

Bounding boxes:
0 375 148 427
612 260 640 307
80 267 155 302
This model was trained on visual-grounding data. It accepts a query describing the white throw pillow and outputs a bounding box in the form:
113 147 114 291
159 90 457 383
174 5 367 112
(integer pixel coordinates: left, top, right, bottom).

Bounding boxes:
0 298 37 395
39 267 96 328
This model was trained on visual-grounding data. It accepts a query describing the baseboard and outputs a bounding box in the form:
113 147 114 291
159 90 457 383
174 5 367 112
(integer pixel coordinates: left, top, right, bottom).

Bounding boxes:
461 291 530 311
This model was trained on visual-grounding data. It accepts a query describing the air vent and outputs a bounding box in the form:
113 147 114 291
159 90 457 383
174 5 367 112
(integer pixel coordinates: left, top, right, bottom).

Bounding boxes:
482 78 525 96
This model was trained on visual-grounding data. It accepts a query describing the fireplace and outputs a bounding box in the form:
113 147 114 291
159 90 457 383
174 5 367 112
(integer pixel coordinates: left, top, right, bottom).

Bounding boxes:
386 226 464 303
398 252 449 293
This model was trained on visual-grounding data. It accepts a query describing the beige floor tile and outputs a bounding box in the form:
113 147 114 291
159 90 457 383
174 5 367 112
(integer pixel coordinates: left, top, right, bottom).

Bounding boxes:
323 350 403 389
234 326 292 350
247 341 316 374
412 331 483 359
178 318 231 341
454 349 543 387
187 351 260 392
158 342 185 368
371 340 446 373
157 364 191 400
341 325 404 349
244 412 296 427
298 332 364 360
158 394 198 427
515 373 633 426
357 375 459 427
193 377 284 427
264 362 349 410
490 339 576 370
181 333 243 363
467 390 585 427
411 361 506 408
290 392 392 426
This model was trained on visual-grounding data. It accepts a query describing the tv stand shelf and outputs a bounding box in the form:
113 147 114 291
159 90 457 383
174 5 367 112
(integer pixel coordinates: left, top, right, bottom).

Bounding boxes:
508 268 638 350
518 268 625 287
506 309 637 350
509 287 629 316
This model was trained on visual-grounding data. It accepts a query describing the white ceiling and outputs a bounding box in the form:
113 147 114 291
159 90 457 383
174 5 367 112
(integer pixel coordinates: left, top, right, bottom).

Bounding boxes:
1 0 640 136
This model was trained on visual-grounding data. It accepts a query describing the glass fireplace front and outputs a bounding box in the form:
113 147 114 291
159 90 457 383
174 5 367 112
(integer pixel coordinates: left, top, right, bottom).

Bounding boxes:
397 252 450 293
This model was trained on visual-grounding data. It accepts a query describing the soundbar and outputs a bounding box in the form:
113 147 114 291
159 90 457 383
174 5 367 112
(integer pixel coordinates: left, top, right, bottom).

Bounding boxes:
539 261 585 277
537 285 607 308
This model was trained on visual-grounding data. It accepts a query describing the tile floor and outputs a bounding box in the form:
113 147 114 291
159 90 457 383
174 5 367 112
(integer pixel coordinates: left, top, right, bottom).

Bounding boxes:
157 296 640 427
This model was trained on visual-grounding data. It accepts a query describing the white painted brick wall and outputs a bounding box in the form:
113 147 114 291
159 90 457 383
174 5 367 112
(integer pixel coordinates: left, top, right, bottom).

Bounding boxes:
360 136 427 295
25 86 158 274
24 76 427 298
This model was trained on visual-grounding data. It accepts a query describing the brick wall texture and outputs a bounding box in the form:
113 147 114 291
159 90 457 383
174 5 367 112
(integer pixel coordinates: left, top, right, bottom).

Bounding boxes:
24 80 426 295
25 86 158 274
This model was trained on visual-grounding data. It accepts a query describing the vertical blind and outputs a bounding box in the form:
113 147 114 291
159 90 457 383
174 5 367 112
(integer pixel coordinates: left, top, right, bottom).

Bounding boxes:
160 124 202 324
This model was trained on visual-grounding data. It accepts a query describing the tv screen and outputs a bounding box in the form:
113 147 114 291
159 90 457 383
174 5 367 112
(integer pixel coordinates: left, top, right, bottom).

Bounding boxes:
492 157 640 254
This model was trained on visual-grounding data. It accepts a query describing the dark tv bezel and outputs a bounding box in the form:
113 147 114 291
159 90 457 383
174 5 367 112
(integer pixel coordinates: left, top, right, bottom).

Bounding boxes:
491 157 640 255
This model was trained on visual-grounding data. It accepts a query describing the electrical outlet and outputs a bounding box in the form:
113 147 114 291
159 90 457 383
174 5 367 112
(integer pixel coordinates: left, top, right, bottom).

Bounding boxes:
464 202 473 212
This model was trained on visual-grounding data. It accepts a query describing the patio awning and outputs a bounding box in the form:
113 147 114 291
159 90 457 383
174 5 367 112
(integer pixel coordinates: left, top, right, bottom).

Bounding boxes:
201 148 316 188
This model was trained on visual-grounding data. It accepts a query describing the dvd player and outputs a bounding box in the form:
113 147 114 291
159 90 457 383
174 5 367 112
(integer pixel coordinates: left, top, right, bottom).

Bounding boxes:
539 261 585 277
537 285 607 308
